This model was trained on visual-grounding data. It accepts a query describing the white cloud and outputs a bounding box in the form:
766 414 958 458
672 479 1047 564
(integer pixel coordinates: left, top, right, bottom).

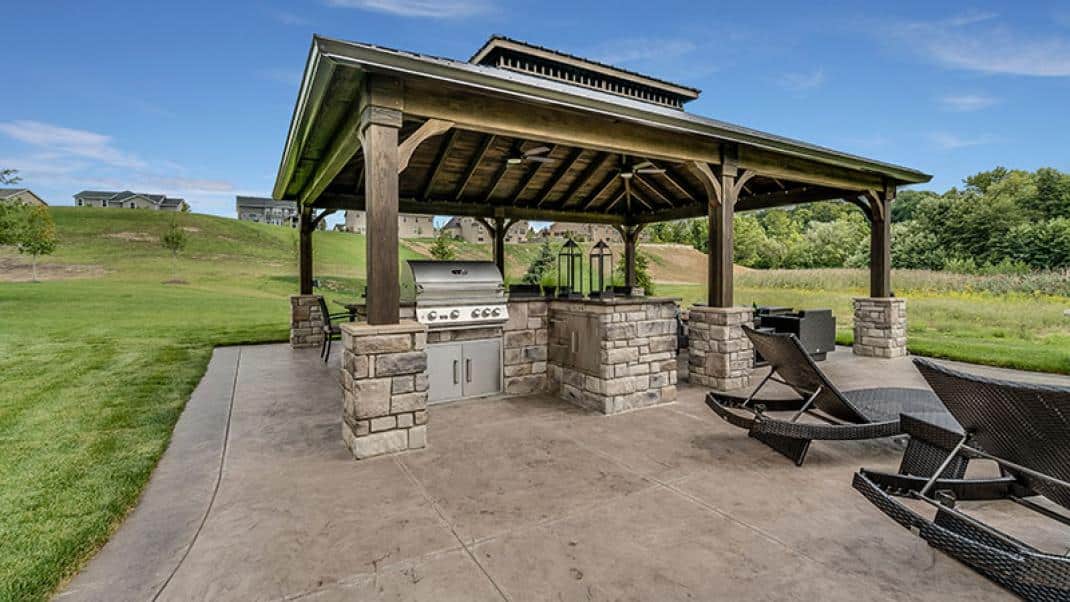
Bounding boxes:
324 0 491 18
929 132 998 150
893 12 1070 76
938 94 999 111
271 10 310 26
780 68 825 92
0 120 146 168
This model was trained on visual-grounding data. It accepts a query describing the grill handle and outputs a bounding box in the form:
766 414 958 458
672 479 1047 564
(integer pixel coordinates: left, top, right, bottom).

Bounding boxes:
465 358 472 383
570 332 577 353
453 360 459 385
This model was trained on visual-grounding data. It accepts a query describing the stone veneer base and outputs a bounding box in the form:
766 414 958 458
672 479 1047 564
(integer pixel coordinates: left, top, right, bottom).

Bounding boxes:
853 297 907 358
687 306 754 391
340 320 429 460
290 294 325 349
548 298 677 415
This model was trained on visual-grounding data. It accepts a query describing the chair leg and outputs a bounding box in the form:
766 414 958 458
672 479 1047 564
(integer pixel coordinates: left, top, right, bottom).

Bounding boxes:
324 335 332 363
320 333 328 360
751 431 812 466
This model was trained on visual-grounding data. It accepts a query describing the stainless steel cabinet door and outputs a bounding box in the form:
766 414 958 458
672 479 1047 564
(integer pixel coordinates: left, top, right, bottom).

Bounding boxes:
426 343 463 404
461 339 501 398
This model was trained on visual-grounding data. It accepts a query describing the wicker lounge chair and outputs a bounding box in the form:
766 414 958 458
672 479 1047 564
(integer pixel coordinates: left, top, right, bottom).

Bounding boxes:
854 359 1070 601
705 326 959 466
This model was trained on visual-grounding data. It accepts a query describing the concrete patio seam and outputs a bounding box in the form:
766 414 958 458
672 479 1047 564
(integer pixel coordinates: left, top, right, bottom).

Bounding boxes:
151 346 242 601
394 455 513 602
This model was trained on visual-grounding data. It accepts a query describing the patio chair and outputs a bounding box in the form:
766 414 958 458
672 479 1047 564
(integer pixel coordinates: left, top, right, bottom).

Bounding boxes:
316 297 352 363
705 326 959 466
854 359 1070 601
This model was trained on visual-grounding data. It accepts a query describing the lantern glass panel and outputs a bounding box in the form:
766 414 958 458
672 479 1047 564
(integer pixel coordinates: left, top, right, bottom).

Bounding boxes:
588 239 614 299
556 238 583 298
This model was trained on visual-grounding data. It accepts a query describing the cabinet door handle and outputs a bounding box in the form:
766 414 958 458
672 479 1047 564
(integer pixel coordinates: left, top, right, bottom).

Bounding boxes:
465 358 472 383
570 331 577 353
453 360 459 385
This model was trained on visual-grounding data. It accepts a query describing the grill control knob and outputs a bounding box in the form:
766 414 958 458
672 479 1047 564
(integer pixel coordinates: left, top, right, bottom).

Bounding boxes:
427 310 437 321
471 309 480 318
449 309 460 320
481 308 491 318
491 308 501 317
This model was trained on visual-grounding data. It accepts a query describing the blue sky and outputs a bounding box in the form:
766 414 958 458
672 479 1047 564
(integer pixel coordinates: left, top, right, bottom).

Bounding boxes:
3 0 1070 225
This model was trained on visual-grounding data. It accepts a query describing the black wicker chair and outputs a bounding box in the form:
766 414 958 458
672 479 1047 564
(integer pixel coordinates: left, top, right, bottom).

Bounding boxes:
705 326 960 466
854 359 1070 601
316 297 352 363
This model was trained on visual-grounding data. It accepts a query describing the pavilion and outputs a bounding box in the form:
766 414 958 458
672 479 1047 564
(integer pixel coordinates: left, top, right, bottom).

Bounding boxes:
273 35 931 458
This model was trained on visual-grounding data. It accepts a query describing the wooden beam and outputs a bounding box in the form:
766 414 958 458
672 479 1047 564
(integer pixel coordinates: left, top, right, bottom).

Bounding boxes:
483 158 511 203
317 193 626 225
582 171 620 210
686 161 723 206
363 104 401 325
738 145 884 192
509 144 556 204
298 206 314 294
398 119 453 173
868 185 893 298
298 101 366 206
736 185 848 212
534 147 583 207
633 174 673 207
309 207 336 229
403 78 721 164
644 159 698 202
454 134 495 200
420 129 458 200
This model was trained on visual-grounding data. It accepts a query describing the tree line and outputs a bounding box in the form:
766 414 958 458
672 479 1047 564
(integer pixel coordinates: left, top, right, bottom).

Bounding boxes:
644 167 1070 273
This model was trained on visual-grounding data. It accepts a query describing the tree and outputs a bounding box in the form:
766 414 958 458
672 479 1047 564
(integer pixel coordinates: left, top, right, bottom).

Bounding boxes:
161 216 188 280
615 249 654 295
429 230 455 260
0 202 25 246
522 239 555 284
16 205 57 282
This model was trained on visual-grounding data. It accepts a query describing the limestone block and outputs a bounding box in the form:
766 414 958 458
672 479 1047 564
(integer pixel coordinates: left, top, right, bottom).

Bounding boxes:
370 416 396 432
344 428 408 460
391 391 427 414
408 425 427 449
344 378 392 419
375 351 427 376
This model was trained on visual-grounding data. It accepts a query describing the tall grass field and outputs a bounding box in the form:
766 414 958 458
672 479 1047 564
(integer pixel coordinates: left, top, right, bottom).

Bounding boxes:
1 207 1068 600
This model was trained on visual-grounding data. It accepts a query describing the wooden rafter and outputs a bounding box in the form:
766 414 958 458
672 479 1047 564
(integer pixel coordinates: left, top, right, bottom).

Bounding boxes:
420 129 458 200
534 147 583 207
582 172 621 210
605 189 626 213
633 174 673 207
557 152 610 209
454 134 495 200
483 156 511 203
641 158 697 202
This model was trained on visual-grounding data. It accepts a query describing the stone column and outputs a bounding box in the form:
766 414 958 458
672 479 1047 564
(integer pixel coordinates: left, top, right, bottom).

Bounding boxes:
687 306 753 390
290 294 325 349
503 300 550 395
340 320 429 459
852 298 907 358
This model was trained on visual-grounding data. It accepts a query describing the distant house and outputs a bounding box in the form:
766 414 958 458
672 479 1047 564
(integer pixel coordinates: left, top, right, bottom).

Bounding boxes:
543 222 622 243
74 190 188 211
344 210 434 238
236 196 300 227
0 188 48 207
441 217 533 244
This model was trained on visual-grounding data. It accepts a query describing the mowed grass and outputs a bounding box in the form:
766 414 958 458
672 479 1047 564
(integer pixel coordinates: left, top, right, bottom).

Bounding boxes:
0 208 423 601
658 269 1070 374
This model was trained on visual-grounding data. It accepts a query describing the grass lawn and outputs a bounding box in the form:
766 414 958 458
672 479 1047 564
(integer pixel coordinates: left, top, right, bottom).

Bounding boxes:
1 208 1068 599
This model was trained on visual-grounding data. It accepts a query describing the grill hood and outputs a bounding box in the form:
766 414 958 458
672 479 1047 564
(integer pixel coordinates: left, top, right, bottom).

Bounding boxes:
406 260 505 305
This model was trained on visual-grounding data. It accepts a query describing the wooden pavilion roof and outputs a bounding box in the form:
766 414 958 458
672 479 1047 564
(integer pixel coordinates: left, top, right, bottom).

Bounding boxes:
274 36 931 226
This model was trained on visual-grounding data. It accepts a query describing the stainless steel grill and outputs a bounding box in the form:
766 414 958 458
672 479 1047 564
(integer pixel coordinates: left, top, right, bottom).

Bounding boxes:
407 260 508 329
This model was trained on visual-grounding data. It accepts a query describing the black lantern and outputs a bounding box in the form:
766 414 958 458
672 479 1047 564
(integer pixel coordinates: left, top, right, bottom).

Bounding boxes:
588 239 614 299
556 238 583 298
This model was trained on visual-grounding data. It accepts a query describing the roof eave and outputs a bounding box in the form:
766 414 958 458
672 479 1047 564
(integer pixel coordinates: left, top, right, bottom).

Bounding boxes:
274 37 930 201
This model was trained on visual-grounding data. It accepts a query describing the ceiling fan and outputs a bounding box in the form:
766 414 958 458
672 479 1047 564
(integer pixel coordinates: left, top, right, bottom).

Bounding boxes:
505 145 553 166
617 160 664 180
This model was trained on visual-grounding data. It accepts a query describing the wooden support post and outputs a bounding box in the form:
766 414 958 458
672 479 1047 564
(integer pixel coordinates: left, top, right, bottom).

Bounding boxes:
361 77 403 325
868 185 894 298
493 216 506 278
689 146 742 308
298 206 314 295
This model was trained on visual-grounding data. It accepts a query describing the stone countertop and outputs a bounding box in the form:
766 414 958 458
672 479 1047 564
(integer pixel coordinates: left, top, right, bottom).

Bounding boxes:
546 296 681 306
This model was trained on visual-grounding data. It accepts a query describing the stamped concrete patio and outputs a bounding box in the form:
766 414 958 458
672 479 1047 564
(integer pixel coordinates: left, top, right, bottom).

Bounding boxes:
61 344 1070 601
